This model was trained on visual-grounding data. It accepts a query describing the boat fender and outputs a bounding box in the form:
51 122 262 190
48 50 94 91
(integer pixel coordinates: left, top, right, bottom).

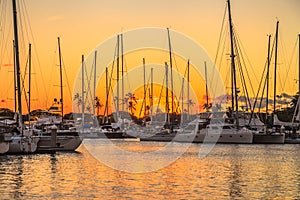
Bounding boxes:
280 126 284 134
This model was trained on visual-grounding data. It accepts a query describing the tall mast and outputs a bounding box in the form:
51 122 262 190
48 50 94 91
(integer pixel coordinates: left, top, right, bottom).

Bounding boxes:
116 35 120 118
103 67 109 124
187 59 190 120
231 64 234 114
181 77 185 122
167 28 174 123
266 35 271 122
273 21 279 115
150 67 153 121
138 58 147 118
298 34 300 120
81 55 85 130
57 37 64 122
298 34 300 99
28 43 32 127
13 40 17 113
121 34 125 113
204 61 209 112
143 58 146 117
165 62 169 124
227 0 239 128
12 0 23 130
93 51 97 117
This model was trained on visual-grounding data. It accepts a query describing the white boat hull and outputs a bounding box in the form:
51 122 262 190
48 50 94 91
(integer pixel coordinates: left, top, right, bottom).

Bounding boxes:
36 135 82 152
7 136 39 154
139 133 176 142
175 128 253 144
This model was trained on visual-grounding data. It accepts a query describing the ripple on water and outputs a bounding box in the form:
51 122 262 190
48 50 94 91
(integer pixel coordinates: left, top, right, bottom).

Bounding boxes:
0 144 299 199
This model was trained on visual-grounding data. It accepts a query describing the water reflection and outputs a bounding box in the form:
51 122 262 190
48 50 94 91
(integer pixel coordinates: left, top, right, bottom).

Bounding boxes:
228 146 243 199
0 143 300 199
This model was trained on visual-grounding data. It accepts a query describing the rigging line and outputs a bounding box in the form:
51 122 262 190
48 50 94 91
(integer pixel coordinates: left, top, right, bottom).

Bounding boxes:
156 73 166 115
3 41 14 101
0 0 8 69
257 35 277 113
16 2 26 59
220 24 229 66
21 0 48 108
123 53 132 93
235 47 252 111
257 70 268 121
82 61 94 112
82 62 90 109
249 36 275 116
19 1 30 43
84 59 94 111
171 52 180 93
138 74 152 118
5 24 13 61
183 60 188 79
20 53 29 113
88 56 97 110
47 48 58 108
223 59 231 95
210 3 227 95
279 35 297 91
281 36 298 93
252 33 276 116
61 56 73 107
168 39 182 96
177 78 184 113
109 39 119 114
233 29 255 99
251 59 268 123
104 36 118 117
213 2 228 72
1 27 13 72
233 29 256 96
212 25 229 98
258 63 268 112
278 33 292 93
233 27 259 85
214 34 231 103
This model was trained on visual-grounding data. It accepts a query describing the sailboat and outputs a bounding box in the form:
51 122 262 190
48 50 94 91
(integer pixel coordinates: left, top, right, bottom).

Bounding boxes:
33 37 82 152
279 34 300 144
174 0 254 144
252 21 285 144
136 28 187 142
272 35 300 130
0 0 40 154
137 62 177 142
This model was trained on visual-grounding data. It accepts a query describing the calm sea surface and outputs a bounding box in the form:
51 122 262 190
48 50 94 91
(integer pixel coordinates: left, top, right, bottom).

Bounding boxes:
0 139 300 199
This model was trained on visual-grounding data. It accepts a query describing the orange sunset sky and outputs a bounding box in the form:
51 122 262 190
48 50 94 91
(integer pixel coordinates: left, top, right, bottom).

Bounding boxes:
0 0 299 115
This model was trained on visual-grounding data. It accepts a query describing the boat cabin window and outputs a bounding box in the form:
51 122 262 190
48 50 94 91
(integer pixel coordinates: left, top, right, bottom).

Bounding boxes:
223 126 233 129
49 106 59 110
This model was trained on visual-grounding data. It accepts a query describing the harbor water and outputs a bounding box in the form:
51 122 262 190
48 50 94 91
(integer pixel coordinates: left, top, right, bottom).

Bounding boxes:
0 139 299 199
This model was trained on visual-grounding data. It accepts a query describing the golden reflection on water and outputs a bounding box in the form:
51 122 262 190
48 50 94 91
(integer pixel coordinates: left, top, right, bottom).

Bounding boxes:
0 142 300 199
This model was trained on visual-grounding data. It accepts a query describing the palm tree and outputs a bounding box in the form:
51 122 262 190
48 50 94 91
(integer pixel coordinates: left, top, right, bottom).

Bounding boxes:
86 106 91 113
95 96 103 116
290 92 299 110
74 93 82 112
188 99 195 112
125 92 137 116
203 103 212 111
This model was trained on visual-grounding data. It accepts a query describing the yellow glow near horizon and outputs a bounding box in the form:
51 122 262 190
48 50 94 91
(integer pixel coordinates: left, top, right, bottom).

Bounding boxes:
0 0 299 114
